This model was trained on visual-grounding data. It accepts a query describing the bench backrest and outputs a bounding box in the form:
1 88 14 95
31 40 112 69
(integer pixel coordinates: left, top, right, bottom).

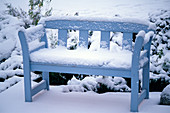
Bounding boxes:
40 17 150 51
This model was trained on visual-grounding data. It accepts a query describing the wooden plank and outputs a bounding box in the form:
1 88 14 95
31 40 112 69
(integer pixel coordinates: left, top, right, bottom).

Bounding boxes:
40 31 48 48
79 30 88 48
142 35 153 99
45 20 148 33
138 89 147 105
29 43 45 53
31 80 46 96
18 31 32 102
139 60 149 69
30 63 131 78
122 33 132 50
42 72 49 90
130 35 144 112
58 29 67 46
100 31 110 49
140 50 148 60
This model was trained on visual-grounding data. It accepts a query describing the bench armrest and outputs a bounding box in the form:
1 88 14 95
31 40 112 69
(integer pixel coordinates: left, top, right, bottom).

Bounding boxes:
132 30 154 70
29 39 46 53
18 27 47 62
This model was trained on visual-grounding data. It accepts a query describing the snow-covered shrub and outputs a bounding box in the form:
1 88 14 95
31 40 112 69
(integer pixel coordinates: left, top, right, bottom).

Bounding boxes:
0 76 22 93
62 76 130 93
149 10 170 76
5 3 31 28
148 10 170 91
0 13 24 69
0 15 43 92
0 1 53 93
160 84 170 105
5 0 52 27
96 76 130 93
67 30 79 50
46 29 58 48
29 0 52 25
0 14 23 92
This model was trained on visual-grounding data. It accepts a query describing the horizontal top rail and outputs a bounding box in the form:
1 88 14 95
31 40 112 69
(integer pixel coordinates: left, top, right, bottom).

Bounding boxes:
39 16 149 33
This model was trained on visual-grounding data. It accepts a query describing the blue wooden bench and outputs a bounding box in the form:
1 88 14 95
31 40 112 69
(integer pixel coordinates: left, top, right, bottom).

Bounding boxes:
18 16 155 112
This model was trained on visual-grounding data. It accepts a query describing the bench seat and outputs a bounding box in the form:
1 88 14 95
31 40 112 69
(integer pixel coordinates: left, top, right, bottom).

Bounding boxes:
30 46 148 70
30 46 132 68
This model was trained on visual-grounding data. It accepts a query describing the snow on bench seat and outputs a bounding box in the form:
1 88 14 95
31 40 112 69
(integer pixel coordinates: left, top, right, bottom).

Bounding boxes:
30 46 147 69
30 47 132 69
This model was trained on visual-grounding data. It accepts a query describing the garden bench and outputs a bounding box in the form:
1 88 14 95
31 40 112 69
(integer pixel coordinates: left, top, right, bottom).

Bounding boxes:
18 16 155 112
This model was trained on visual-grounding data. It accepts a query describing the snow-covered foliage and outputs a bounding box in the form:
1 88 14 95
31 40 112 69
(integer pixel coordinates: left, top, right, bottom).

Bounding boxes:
0 0 53 93
0 13 23 78
160 84 170 105
0 76 22 93
0 13 41 93
149 10 170 77
4 3 31 28
63 76 130 93
29 0 52 25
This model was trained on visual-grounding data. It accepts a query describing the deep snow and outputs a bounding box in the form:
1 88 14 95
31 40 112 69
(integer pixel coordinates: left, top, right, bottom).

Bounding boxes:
0 80 170 113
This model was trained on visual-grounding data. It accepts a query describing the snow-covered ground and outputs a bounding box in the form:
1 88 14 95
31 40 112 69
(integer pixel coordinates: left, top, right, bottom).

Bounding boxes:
0 80 170 113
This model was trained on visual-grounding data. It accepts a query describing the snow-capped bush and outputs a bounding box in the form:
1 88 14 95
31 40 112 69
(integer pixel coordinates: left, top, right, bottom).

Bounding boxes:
0 0 53 93
29 0 52 25
4 3 31 28
0 14 24 93
0 13 42 92
0 13 24 72
160 84 170 105
149 10 170 76
0 76 22 93
63 76 130 93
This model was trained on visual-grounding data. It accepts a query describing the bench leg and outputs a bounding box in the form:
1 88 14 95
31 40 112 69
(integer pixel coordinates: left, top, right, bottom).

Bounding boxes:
142 63 149 99
24 68 32 102
42 72 49 90
131 74 139 112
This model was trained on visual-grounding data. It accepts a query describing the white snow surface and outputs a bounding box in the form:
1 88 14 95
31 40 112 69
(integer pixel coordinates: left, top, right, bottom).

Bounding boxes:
1 0 170 21
0 38 16 61
64 76 130 92
136 30 146 38
30 46 133 69
0 80 170 113
161 84 170 99
39 15 149 26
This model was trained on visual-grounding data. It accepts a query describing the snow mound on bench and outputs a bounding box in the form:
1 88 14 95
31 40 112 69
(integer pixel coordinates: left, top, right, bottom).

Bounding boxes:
30 46 132 69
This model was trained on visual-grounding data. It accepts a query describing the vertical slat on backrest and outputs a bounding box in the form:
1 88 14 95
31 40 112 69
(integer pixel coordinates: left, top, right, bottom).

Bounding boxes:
79 30 88 48
100 31 110 49
40 31 48 48
58 29 67 46
122 33 133 50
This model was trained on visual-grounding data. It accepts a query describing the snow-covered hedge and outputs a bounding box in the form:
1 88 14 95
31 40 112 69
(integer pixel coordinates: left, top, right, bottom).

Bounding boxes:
149 10 170 76
0 13 40 93
63 76 130 93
